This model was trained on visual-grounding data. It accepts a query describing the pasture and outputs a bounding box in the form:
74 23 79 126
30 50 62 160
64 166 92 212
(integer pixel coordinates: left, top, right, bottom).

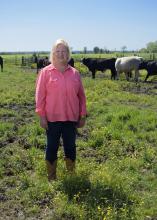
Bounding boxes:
0 56 157 220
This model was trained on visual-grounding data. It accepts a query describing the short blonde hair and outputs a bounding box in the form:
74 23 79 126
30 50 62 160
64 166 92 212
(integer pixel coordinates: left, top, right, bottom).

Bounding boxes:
49 39 70 63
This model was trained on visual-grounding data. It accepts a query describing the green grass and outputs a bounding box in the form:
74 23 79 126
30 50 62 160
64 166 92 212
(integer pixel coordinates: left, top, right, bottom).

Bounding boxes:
0 60 157 219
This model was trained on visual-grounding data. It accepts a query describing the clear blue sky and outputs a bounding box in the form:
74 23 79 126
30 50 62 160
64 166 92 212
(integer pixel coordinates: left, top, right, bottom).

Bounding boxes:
1 0 157 52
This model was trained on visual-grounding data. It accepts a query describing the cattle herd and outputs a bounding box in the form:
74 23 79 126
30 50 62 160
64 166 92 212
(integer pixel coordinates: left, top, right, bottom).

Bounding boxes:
35 55 157 81
0 55 157 81
82 56 157 82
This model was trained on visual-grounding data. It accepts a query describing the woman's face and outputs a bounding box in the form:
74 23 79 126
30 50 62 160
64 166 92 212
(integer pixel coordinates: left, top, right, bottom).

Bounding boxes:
53 44 69 65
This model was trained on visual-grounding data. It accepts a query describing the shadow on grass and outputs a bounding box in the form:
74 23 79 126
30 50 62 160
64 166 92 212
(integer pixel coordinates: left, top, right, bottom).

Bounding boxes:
59 173 91 200
59 173 135 218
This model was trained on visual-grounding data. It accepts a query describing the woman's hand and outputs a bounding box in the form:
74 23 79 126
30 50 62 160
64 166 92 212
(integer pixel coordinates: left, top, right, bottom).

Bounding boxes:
40 116 48 130
77 116 86 128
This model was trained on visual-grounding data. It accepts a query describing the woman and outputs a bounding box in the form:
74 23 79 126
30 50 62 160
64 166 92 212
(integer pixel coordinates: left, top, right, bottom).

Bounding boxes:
35 39 87 181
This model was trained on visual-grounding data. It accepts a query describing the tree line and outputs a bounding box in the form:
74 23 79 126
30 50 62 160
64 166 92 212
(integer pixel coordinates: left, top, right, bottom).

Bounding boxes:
1 41 157 55
81 41 157 54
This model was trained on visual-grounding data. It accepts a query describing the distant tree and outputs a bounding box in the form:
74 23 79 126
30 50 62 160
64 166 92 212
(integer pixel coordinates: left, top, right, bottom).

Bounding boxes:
100 48 104 54
83 47 87 54
146 41 157 53
93 46 100 54
139 48 148 53
121 46 127 56
121 46 127 52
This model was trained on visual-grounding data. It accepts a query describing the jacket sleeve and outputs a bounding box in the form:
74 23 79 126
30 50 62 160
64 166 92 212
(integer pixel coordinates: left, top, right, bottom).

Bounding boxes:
78 76 87 117
35 70 46 117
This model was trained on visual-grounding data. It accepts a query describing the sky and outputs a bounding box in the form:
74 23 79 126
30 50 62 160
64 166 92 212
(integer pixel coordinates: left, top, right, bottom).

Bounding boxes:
0 0 157 52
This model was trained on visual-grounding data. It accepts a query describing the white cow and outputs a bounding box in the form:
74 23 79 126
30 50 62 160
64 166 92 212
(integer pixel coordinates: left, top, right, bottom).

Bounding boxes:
115 56 143 81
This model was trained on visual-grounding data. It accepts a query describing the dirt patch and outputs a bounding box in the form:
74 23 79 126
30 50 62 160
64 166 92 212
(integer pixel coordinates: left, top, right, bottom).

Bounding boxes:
122 82 157 95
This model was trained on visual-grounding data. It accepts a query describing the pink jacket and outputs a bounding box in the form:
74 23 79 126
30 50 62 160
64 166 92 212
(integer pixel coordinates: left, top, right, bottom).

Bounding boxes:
35 64 87 122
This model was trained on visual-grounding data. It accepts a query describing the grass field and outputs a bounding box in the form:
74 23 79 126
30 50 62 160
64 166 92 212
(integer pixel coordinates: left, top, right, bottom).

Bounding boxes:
0 58 157 220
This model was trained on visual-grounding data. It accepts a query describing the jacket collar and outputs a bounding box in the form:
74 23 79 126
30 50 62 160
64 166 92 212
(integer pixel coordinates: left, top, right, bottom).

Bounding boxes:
48 64 71 71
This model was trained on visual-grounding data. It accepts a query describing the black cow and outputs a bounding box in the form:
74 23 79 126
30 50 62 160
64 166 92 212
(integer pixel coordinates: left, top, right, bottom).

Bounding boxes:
0 56 3 72
139 60 157 81
68 57 74 67
35 57 50 73
82 58 117 79
35 57 74 73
